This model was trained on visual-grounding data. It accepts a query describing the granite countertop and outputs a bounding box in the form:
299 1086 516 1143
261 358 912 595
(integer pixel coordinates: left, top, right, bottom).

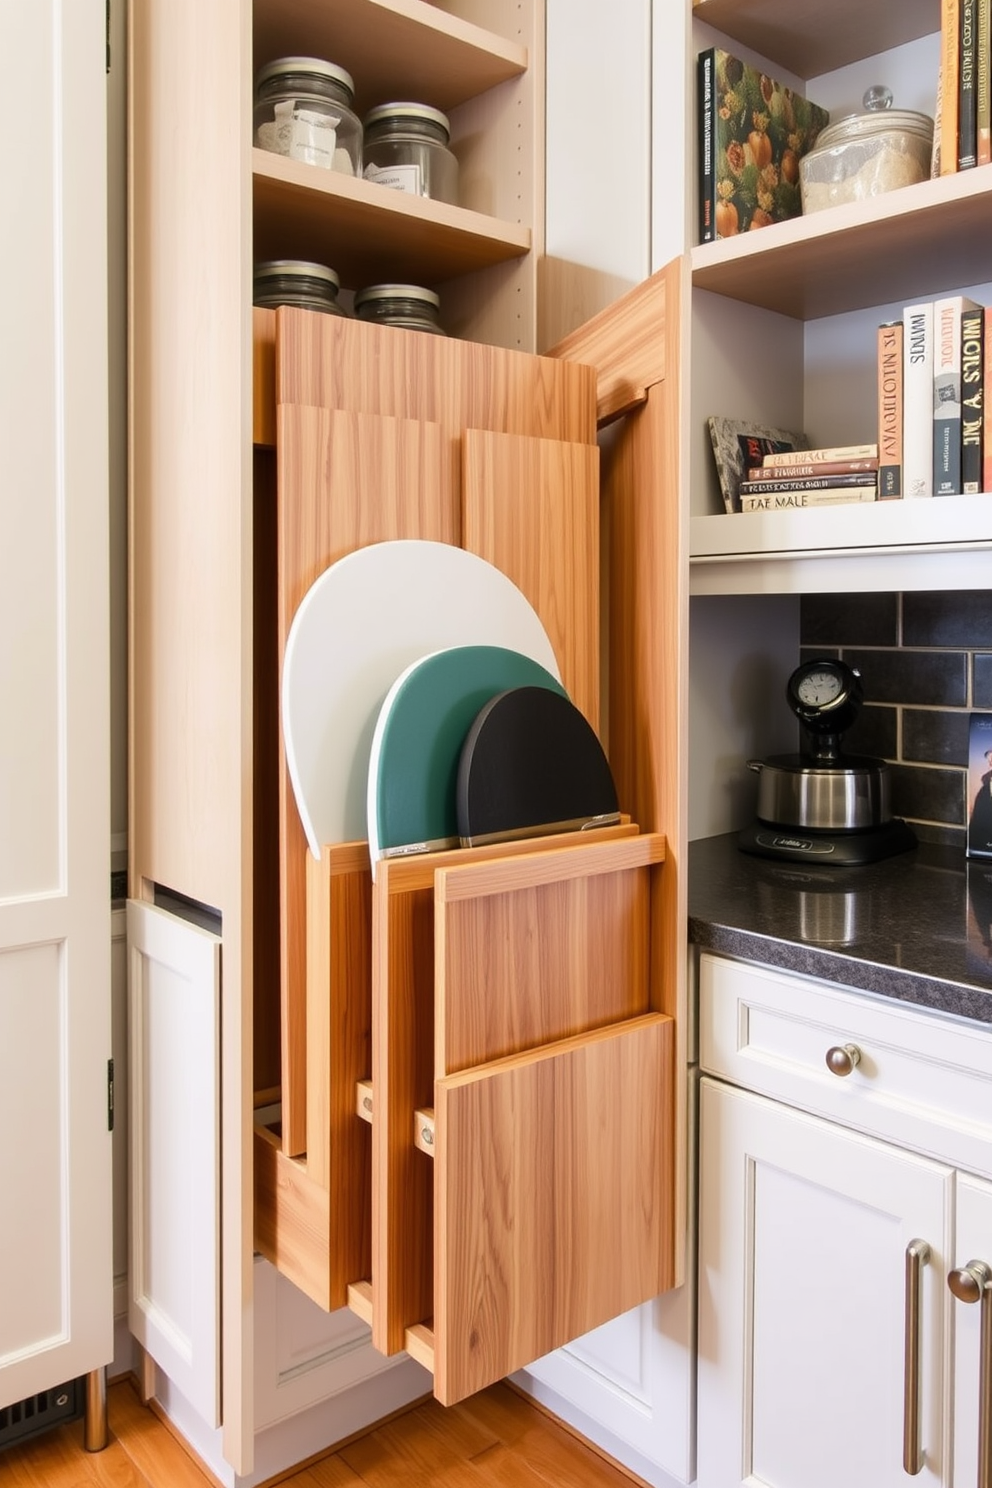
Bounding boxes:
689 833 992 1026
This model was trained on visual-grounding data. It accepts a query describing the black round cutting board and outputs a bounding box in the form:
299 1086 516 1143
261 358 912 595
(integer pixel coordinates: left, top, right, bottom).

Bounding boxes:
456 686 620 847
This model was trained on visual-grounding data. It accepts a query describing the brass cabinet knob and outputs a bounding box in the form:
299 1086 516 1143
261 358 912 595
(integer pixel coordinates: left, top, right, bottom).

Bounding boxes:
947 1261 992 1488
825 1042 861 1076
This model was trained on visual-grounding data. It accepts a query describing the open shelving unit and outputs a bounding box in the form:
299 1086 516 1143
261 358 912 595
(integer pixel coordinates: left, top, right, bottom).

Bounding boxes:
687 0 992 595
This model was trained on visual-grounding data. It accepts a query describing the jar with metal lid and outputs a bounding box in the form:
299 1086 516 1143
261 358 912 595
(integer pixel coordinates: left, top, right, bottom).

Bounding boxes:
254 58 362 176
253 260 349 317
353 284 446 335
800 87 934 214
362 103 459 205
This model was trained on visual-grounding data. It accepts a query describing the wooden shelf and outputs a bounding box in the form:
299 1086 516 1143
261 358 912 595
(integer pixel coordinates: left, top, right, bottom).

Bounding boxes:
692 0 937 81
691 168 992 320
253 148 531 288
253 0 527 115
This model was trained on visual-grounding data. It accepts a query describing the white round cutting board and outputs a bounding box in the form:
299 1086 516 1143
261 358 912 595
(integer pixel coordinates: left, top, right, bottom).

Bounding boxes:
281 540 561 859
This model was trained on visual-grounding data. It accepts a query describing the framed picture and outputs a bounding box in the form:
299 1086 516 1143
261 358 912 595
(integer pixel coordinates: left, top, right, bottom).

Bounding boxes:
967 712 992 859
707 416 808 514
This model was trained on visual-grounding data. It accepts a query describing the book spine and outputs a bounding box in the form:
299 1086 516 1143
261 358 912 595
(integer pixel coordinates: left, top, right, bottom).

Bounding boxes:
746 459 878 481
698 50 716 244
984 306 992 492
877 321 904 497
960 0 979 167
978 0 991 165
961 304 985 491
740 487 878 511
933 296 980 493
942 0 962 175
902 302 934 497
762 443 878 467
739 473 879 495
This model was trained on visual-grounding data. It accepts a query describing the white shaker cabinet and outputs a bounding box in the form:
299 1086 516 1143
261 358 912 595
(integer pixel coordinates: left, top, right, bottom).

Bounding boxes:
698 1077 951 1488
698 951 992 1488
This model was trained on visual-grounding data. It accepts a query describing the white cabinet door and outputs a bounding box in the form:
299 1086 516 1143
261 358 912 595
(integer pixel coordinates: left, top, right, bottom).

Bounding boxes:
0 0 111 1409
950 1173 992 1488
127 900 221 1427
698 1077 952 1488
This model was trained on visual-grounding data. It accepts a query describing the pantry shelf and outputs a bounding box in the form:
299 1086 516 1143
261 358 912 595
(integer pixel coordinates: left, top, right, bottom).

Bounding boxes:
691 169 992 320
691 0 936 81
253 148 531 287
253 0 527 114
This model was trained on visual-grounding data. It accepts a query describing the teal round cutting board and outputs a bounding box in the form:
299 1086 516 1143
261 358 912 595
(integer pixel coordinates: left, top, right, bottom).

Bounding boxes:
367 645 567 876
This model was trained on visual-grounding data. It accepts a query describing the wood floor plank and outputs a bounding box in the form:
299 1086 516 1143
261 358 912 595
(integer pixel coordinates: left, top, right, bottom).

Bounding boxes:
0 1416 153 1488
292 1460 367 1487
107 1383 215 1488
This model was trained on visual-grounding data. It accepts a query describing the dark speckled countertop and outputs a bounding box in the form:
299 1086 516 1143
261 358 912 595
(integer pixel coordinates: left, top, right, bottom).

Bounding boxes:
689 833 992 1026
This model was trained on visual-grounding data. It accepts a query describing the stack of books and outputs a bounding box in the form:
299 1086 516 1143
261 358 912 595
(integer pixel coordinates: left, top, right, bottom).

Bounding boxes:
738 446 879 512
935 0 991 176
876 296 991 499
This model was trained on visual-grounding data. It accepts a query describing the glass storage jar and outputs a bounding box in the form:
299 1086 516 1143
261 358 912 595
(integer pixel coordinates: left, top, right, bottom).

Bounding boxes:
253 260 349 317
254 58 362 176
799 89 933 214
353 283 445 335
362 103 459 205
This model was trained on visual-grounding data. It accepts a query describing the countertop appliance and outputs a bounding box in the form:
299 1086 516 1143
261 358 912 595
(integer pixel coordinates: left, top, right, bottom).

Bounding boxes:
738 657 917 866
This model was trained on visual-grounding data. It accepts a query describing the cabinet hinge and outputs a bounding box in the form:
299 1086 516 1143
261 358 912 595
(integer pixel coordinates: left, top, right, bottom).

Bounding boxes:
107 1057 115 1132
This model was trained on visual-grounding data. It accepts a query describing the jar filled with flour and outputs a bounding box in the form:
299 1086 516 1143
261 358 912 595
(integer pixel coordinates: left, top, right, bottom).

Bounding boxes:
800 88 933 214
254 58 362 175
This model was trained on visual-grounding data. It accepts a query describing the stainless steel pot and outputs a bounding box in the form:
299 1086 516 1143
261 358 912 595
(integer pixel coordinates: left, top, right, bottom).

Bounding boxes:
747 752 892 831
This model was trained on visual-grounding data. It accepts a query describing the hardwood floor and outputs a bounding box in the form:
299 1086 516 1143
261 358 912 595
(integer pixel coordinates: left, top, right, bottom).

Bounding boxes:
0 1377 643 1488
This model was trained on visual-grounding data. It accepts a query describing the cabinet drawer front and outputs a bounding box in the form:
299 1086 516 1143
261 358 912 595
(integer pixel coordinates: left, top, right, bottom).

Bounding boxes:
433 1012 675 1406
699 953 992 1175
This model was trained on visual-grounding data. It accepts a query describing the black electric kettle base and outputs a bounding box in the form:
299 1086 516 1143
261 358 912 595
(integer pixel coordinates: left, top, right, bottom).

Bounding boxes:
738 816 917 866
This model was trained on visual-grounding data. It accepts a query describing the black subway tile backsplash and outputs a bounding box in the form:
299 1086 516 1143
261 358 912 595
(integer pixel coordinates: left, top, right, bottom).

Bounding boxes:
800 593 898 647
902 709 971 766
889 763 966 826
844 648 968 707
903 591 992 649
975 654 992 708
799 592 990 836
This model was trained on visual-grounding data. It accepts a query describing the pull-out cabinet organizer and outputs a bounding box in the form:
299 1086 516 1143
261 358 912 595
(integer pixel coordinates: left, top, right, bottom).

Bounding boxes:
253 263 687 1405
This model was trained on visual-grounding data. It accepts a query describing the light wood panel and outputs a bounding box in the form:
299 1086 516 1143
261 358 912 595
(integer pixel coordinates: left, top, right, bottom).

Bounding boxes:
254 1123 333 1311
550 259 688 1284
252 0 527 115
371 823 640 1357
277 403 451 1156
462 429 600 728
434 835 666 1073
433 1013 675 1405
692 0 937 81
306 843 373 1307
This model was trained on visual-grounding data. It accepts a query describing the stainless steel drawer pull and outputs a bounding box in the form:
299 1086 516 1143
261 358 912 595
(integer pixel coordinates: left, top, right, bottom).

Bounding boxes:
904 1238 931 1475
825 1042 861 1076
948 1260 992 1488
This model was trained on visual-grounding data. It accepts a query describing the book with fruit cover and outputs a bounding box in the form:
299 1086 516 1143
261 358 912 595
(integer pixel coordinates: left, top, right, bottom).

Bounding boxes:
738 471 878 495
740 487 877 511
707 415 809 513
697 48 830 243
978 0 991 165
762 442 878 467
960 0 979 168
877 321 904 498
984 306 992 491
746 459 878 480
934 295 983 493
903 302 934 497
961 303 985 492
